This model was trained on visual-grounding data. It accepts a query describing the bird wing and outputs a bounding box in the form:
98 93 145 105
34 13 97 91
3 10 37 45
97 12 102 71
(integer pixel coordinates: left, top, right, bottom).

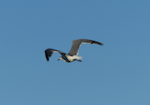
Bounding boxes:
68 39 104 55
45 48 65 61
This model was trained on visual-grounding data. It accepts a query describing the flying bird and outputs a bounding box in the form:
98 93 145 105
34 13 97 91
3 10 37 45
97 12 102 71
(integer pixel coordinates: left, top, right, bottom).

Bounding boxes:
45 39 104 63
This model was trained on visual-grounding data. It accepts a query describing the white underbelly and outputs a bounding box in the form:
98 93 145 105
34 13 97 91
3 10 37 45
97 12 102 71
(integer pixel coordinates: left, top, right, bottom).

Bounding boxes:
66 55 82 61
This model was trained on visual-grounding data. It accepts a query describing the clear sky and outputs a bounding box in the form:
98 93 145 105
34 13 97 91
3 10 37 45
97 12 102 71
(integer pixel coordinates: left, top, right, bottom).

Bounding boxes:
0 0 150 105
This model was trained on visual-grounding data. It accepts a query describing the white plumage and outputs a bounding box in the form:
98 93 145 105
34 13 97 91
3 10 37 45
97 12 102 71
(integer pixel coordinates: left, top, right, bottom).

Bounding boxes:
45 39 103 63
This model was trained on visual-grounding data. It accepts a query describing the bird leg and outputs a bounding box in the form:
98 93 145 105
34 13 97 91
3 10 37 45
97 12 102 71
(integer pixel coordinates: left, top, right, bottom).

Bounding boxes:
76 60 82 62
72 59 82 62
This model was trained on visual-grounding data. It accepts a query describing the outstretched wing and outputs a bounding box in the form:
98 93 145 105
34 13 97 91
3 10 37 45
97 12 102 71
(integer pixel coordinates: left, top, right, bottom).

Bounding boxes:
68 39 104 55
45 48 65 61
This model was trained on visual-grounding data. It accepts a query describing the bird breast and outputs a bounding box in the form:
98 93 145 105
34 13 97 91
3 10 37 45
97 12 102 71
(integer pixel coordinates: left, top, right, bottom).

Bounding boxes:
66 54 82 61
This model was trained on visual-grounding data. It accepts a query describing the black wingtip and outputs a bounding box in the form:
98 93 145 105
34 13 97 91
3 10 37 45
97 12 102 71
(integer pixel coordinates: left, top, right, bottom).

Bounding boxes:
46 55 49 61
92 41 104 46
45 50 49 61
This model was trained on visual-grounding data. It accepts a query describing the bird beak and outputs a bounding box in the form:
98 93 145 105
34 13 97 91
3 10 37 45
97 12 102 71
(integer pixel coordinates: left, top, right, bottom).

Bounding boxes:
57 59 60 61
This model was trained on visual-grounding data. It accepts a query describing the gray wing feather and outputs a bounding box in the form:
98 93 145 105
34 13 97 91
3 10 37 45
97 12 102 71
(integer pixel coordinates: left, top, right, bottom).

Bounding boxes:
45 48 65 61
68 39 104 55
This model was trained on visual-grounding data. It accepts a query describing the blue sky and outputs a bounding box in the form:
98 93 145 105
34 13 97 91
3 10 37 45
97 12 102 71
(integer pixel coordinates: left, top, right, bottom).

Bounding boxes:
0 0 150 105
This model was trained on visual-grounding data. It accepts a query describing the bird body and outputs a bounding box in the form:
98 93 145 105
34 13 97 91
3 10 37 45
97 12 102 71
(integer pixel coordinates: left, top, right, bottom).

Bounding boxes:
45 39 103 63
59 54 82 62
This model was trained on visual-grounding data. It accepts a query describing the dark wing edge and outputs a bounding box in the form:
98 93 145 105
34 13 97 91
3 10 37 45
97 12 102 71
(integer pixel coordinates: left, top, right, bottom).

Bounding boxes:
77 39 104 46
44 48 65 61
45 50 50 61
88 40 104 46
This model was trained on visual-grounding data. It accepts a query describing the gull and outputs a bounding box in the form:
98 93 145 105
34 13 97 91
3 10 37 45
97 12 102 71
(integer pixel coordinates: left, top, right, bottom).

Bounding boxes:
45 39 104 63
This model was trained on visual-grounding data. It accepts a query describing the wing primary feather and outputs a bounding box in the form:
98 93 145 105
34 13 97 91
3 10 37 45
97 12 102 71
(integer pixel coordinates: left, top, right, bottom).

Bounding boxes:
44 48 65 61
45 50 50 61
90 40 104 46
68 39 103 55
